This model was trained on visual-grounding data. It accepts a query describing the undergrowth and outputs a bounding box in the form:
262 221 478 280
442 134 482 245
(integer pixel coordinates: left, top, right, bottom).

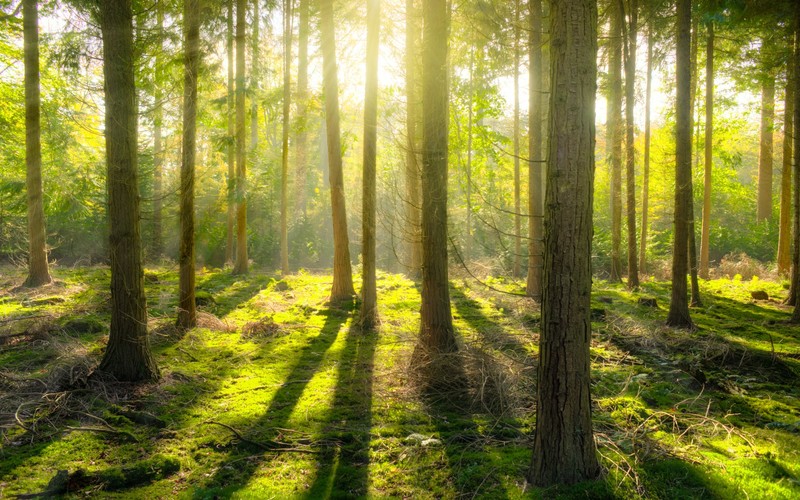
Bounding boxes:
1 265 799 498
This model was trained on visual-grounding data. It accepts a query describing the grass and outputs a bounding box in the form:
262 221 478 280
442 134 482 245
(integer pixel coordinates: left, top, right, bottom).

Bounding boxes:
1 265 800 498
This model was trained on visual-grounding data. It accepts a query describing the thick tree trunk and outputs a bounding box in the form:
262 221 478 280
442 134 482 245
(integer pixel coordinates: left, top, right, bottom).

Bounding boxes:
622 0 639 288
23 0 51 287
530 0 600 486
640 25 653 274
280 0 291 275
778 53 794 276
699 24 713 279
225 0 235 265
295 0 309 216
757 72 775 222
404 0 422 276
177 0 199 330
151 1 164 261
513 0 522 278
360 0 380 330
233 0 248 274
96 0 159 381
609 3 623 282
526 0 543 300
791 13 800 321
667 0 693 329
320 0 355 300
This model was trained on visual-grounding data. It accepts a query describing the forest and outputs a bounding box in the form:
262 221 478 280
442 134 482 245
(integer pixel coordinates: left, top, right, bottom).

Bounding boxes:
2 0 800 497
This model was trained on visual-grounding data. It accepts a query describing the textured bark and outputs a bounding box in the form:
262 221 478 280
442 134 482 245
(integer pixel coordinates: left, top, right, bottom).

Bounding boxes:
791 13 800 321
280 0 291 275
688 17 700 306
151 0 164 260
530 0 600 486
608 3 623 282
465 48 475 262
320 0 355 300
177 0 199 330
622 0 639 288
666 0 693 329
639 26 653 274
404 0 422 276
513 0 521 278
757 73 775 222
96 0 159 382
225 0 235 264
360 0 380 330
699 24 713 279
778 53 794 276
233 0 248 275
295 0 309 216
413 0 455 360
250 0 259 154
23 0 51 287
526 0 543 300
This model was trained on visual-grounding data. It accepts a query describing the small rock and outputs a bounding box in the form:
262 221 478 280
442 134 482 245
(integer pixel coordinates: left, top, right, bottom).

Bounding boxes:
404 433 427 444
421 438 442 447
591 308 606 320
751 290 769 301
637 297 658 308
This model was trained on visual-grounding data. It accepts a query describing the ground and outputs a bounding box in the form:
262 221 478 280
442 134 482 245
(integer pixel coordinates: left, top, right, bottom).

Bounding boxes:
1 265 799 498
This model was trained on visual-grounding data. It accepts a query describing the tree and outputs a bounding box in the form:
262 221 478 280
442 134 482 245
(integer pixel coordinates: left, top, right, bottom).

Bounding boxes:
294 0 309 216
512 0 522 278
225 0 235 264
640 20 654 274
151 0 164 260
177 0 200 330
756 47 775 222
233 0 248 275
23 0 51 287
404 0 422 276
320 0 355 300
699 22 714 279
666 0 693 329
791 9 800 321
280 0 291 275
96 0 159 381
526 0 543 300
360 0 380 330
530 0 600 485
413 0 456 363
622 0 639 288
608 1 624 282
778 41 794 276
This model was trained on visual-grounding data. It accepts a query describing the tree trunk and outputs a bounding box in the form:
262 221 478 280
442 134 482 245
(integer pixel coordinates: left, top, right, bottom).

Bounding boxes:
225 0 235 265
622 0 639 288
295 0 309 216
639 24 653 274
23 0 51 287
666 0 693 329
320 0 355 301
465 47 475 263
360 0 380 330
699 23 713 279
791 11 800 321
688 15 701 306
233 0 248 275
757 71 775 222
96 0 159 381
526 0 543 300
778 49 794 276
404 0 422 276
151 0 164 261
177 0 199 330
530 0 600 486
413 0 456 363
513 0 522 278
609 3 623 282
280 0 292 275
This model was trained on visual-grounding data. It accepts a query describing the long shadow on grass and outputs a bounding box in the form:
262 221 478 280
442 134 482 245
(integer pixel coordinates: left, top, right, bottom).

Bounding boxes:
193 303 352 497
195 272 277 317
305 324 378 498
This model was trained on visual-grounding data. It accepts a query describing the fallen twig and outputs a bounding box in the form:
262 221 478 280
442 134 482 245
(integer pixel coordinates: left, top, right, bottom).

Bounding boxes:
205 420 318 454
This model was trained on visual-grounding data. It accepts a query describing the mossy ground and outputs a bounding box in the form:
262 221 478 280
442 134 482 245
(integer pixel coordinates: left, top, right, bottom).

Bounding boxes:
1 266 799 498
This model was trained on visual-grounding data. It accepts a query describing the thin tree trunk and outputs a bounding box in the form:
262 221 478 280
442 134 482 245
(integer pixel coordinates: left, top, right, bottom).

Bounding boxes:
465 47 475 263
609 3 623 282
23 0 51 287
152 0 164 261
225 0 235 264
667 0 693 329
280 0 292 275
699 23 713 279
96 0 159 381
622 0 639 288
360 0 380 330
791 12 800 320
177 0 199 330
513 0 521 278
688 15 701 306
233 0 248 274
251 0 259 154
757 70 775 222
526 0 543 300
778 51 794 277
295 0 309 216
530 0 600 486
639 24 653 274
320 0 355 300
404 0 422 276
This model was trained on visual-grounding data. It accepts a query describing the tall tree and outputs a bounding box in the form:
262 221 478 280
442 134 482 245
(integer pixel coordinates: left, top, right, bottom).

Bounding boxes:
151 0 164 260
608 2 624 282
639 21 654 274
295 0 309 216
790 9 800 321
778 42 794 276
530 0 600 485
757 56 776 222
464 47 475 261
360 0 380 330
526 0 543 300
699 22 714 279
320 0 355 300
513 0 522 278
177 0 200 330
666 0 693 329
688 15 701 307
96 0 159 381
23 0 51 287
225 0 235 264
233 0 248 274
280 0 291 275
404 0 422 275
413 0 456 364
622 0 639 288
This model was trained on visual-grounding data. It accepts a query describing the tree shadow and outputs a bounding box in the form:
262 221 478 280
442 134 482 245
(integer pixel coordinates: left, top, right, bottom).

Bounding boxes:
194 272 277 318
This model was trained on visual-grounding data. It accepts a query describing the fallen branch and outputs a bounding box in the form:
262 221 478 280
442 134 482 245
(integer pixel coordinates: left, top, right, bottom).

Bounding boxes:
64 425 139 442
205 420 318 454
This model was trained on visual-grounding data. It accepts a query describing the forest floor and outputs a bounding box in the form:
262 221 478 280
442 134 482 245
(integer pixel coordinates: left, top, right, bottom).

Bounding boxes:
1 265 800 499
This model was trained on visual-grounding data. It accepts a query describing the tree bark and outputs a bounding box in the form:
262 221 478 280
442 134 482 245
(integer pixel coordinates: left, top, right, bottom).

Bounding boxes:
699 23 713 279
526 0 543 300
757 70 775 222
778 49 794 276
320 0 355 300
360 0 380 330
151 0 164 261
465 47 475 262
666 0 693 329
404 0 422 276
639 24 653 274
688 15 701 306
233 0 248 274
622 0 639 288
225 0 235 265
295 0 309 216
609 2 623 282
96 0 159 381
280 0 292 275
791 11 800 321
530 0 600 486
23 0 51 287
177 0 199 330
513 0 522 278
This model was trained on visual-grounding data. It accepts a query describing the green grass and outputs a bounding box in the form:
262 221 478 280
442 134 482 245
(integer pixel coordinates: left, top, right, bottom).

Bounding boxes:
1 266 800 498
